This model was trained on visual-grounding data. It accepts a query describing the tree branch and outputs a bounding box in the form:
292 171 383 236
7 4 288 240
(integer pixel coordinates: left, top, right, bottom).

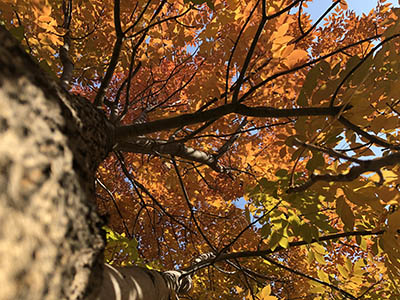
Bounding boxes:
240 34 381 102
339 116 400 150
115 138 223 172
215 118 248 159
184 230 384 274
262 255 356 299
59 0 74 89
114 151 195 233
292 137 363 164
115 104 349 140
171 158 216 251
96 178 131 238
287 150 400 193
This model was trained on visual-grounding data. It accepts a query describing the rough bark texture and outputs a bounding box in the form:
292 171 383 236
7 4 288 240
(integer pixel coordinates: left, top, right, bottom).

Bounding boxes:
0 26 113 299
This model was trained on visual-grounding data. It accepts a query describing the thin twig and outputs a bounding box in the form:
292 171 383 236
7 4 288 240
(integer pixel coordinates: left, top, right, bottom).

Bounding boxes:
262 256 356 299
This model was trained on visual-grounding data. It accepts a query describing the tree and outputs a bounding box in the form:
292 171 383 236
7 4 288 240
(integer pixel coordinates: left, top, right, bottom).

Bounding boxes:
1 0 400 299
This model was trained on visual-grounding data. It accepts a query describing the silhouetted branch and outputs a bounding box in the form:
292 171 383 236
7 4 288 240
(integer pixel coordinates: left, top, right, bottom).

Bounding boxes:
59 0 74 89
171 158 216 251
185 230 384 274
339 116 400 150
292 137 363 164
115 104 350 139
288 150 400 193
96 178 131 237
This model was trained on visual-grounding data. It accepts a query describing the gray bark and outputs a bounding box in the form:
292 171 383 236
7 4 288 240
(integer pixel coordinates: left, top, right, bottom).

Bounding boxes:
0 25 113 299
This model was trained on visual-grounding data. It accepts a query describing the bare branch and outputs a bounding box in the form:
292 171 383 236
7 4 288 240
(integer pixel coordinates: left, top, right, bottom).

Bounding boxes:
330 33 400 107
240 34 381 102
94 0 168 107
114 152 195 233
215 118 248 159
231 0 265 103
293 0 340 44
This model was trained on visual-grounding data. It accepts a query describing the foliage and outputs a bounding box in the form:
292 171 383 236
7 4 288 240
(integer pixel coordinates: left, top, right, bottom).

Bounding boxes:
2 0 400 299
103 226 139 266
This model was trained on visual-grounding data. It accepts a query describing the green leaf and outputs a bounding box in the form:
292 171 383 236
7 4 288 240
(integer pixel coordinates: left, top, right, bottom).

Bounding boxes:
345 257 353 273
314 251 326 265
269 230 283 250
288 214 301 235
259 178 277 191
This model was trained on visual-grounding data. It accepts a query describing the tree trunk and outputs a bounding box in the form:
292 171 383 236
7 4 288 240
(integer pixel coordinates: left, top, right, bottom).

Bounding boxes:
0 25 113 300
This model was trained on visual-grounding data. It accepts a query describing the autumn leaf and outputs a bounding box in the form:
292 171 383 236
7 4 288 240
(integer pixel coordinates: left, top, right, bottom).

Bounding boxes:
3 0 400 298
283 49 308 69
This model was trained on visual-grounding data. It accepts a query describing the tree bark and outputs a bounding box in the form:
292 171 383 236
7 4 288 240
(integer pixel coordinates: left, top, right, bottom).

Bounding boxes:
0 25 113 299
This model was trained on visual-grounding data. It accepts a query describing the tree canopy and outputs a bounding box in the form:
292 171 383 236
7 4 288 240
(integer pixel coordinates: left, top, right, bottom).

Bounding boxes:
2 0 400 299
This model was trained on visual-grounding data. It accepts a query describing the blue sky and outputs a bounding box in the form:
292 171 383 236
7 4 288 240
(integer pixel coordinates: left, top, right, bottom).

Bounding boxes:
305 0 398 20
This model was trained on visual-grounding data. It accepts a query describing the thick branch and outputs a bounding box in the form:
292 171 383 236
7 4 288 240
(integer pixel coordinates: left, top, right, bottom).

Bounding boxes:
115 104 349 140
115 138 223 172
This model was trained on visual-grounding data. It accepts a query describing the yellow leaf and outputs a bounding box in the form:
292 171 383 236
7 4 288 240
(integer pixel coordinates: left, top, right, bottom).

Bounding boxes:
317 269 330 283
258 284 278 300
284 49 308 69
275 23 289 37
273 36 293 45
337 264 349 278
260 285 271 297
234 286 244 294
